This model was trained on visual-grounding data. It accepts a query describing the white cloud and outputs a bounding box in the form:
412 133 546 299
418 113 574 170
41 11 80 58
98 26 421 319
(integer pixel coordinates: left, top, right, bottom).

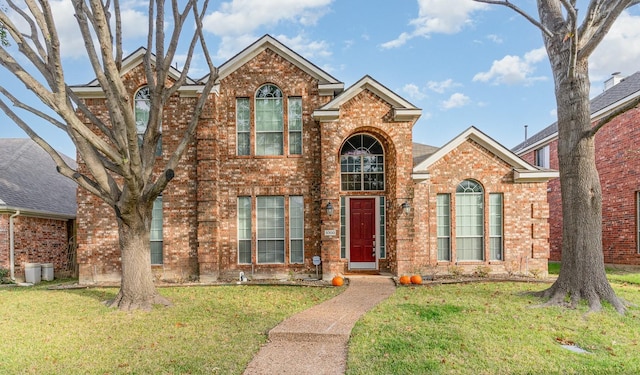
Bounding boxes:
203 0 334 60
381 0 487 49
427 78 460 94
473 46 548 85
590 11 640 82
203 0 332 36
487 34 503 44
403 83 426 100
441 92 470 110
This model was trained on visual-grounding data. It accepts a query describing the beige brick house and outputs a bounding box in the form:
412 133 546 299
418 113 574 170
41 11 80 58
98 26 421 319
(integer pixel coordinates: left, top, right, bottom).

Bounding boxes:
73 35 557 284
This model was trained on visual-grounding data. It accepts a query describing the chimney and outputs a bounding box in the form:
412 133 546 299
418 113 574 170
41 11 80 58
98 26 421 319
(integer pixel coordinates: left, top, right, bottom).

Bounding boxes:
604 72 624 91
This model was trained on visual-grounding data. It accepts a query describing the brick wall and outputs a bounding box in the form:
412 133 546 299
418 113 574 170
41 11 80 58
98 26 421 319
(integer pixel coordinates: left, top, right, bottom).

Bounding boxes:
520 105 640 264
414 139 550 276
0 214 73 280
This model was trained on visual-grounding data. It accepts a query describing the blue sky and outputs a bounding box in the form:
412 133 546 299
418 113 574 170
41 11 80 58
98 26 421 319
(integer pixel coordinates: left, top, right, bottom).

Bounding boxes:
2 0 640 158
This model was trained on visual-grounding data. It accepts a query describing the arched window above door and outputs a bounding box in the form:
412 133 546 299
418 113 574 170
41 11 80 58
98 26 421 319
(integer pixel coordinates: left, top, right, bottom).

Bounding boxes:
340 134 384 191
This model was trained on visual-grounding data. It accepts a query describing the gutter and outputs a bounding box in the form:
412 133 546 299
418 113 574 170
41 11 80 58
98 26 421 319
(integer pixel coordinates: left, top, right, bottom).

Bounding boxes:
9 210 20 281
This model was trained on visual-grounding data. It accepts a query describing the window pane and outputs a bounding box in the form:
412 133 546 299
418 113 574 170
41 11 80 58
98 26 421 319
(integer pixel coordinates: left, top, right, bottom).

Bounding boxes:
238 197 251 264
288 97 303 155
437 194 451 261
379 197 386 258
340 196 346 258
456 180 483 261
236 98 250 155
150 196 163 264
257 196 284 263
289 196 304 264
340 134 384 191
256 85 284 155
489 193 503 261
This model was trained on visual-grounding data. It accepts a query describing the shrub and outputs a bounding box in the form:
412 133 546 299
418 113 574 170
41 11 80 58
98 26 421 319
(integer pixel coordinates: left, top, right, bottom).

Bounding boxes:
448 265 463 278
474 265 491 278
0 267 9 283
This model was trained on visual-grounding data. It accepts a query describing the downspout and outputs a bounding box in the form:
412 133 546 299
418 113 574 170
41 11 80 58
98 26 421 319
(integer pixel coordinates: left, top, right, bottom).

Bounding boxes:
9 210 20 281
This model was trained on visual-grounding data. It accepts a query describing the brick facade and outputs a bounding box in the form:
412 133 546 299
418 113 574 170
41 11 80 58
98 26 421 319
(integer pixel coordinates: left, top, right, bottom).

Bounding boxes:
519 103 640 265
75 36 553 283
0 214 75 280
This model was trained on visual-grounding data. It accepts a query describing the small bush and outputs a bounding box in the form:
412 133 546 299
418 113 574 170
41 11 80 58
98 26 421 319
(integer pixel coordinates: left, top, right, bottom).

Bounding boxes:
474 265 491 278
0 267 9 282
529 268 543 279
448 265 463 278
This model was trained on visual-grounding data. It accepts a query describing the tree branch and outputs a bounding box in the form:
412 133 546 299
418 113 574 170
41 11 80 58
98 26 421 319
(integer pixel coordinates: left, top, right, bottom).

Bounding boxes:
590 96 640 137
473 0 553 37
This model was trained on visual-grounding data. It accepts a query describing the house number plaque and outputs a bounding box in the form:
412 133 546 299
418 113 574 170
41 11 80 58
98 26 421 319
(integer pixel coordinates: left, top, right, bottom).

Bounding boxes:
324 229 337 237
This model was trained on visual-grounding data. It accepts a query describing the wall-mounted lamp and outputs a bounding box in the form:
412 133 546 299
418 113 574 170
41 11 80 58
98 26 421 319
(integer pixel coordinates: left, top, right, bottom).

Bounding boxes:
325 201 334 216
401 201 411 215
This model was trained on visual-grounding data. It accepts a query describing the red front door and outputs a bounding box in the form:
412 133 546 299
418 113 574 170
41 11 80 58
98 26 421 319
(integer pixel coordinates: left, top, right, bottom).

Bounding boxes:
349 198 376 263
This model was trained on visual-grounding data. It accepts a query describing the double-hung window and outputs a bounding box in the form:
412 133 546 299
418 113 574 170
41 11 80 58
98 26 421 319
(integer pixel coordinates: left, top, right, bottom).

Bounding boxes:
288 97 303 155
289 196 304 263
257 196 285 263
150 196 163 265
489 193 503 260
535 145 550 168
437 194 451 261
236 98 251 156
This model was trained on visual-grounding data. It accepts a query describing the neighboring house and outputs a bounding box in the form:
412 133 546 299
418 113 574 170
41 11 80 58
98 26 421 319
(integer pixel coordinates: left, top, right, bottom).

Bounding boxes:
0 139 77 281
513 72 640 265
72 35 556 284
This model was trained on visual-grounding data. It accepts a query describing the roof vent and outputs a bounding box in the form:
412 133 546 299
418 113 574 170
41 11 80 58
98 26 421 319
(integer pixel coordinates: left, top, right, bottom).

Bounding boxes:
604 72 624 91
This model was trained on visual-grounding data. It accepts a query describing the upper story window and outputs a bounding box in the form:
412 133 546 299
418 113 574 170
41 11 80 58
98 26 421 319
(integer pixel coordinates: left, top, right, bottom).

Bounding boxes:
256 84 284 155
340 134 385 191
134 86 161 155
236 84 303 156
535 144 549 168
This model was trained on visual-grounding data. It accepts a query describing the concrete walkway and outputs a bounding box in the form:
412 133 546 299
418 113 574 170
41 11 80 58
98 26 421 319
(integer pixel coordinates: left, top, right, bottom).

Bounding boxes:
243 275 396 375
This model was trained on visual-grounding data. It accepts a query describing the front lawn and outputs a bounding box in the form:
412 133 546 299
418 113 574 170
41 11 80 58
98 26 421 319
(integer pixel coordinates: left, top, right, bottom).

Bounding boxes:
0 283 340 374
347 280 640 375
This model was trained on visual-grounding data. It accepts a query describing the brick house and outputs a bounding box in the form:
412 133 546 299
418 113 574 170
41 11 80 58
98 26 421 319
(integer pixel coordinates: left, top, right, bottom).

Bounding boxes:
0 139 77 281
513 72 640 265
73 35 556 284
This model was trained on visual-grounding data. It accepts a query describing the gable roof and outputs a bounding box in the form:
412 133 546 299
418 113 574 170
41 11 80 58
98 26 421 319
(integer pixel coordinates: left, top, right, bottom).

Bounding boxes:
412 127 558 183
205 34 344 97
0 139 77 218
312 75 422 122
69 47 203 98
512 71 640 154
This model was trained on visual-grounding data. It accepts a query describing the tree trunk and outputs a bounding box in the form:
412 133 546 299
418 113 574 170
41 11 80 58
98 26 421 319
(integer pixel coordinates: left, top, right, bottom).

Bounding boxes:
538 60 625 313
105 202 171 311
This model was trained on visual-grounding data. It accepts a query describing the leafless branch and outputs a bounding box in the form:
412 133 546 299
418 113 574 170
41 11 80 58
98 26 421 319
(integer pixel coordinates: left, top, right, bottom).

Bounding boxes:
473 0 553 37
590 96 640 136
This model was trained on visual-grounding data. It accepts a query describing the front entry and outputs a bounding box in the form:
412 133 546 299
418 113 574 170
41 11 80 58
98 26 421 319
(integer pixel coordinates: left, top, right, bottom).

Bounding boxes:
349 198 376 269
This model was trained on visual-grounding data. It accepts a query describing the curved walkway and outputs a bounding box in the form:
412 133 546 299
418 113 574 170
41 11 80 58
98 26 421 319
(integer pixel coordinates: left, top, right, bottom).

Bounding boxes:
243 275 396 375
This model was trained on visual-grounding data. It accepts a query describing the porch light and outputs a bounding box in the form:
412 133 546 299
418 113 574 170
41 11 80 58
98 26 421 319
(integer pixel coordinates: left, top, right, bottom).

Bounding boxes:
325 201 334 216
401 201 411 215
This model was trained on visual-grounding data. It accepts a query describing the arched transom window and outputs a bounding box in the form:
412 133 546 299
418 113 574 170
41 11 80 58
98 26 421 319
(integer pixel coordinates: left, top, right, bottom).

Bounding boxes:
340 134 384 191
134 86 151 139
455 180 484 261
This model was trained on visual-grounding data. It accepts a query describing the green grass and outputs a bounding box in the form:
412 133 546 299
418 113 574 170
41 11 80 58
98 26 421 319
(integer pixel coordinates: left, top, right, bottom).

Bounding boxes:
0 282 340 374
347 281 640 375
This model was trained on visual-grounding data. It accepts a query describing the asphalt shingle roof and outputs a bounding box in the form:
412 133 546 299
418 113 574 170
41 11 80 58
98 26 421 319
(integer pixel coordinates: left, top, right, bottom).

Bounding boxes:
0 138 77 217
512 71 640 153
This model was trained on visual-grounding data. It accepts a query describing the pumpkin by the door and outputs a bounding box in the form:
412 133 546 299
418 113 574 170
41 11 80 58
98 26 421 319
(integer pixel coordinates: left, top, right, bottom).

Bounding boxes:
399 275 411 285
332 276 344 287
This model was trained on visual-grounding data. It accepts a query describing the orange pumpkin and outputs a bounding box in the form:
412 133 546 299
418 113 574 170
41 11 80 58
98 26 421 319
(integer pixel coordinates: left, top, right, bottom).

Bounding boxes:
399 275 411 285
410 275 423 285
332 275 344 287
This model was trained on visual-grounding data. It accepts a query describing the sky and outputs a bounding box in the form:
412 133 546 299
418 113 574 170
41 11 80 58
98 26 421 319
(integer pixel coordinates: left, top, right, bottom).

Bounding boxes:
2 0 640 158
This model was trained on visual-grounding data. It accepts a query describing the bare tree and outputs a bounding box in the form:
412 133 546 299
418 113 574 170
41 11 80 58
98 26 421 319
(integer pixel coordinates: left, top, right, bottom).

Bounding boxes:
0 0 218 311
474 0 640 313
